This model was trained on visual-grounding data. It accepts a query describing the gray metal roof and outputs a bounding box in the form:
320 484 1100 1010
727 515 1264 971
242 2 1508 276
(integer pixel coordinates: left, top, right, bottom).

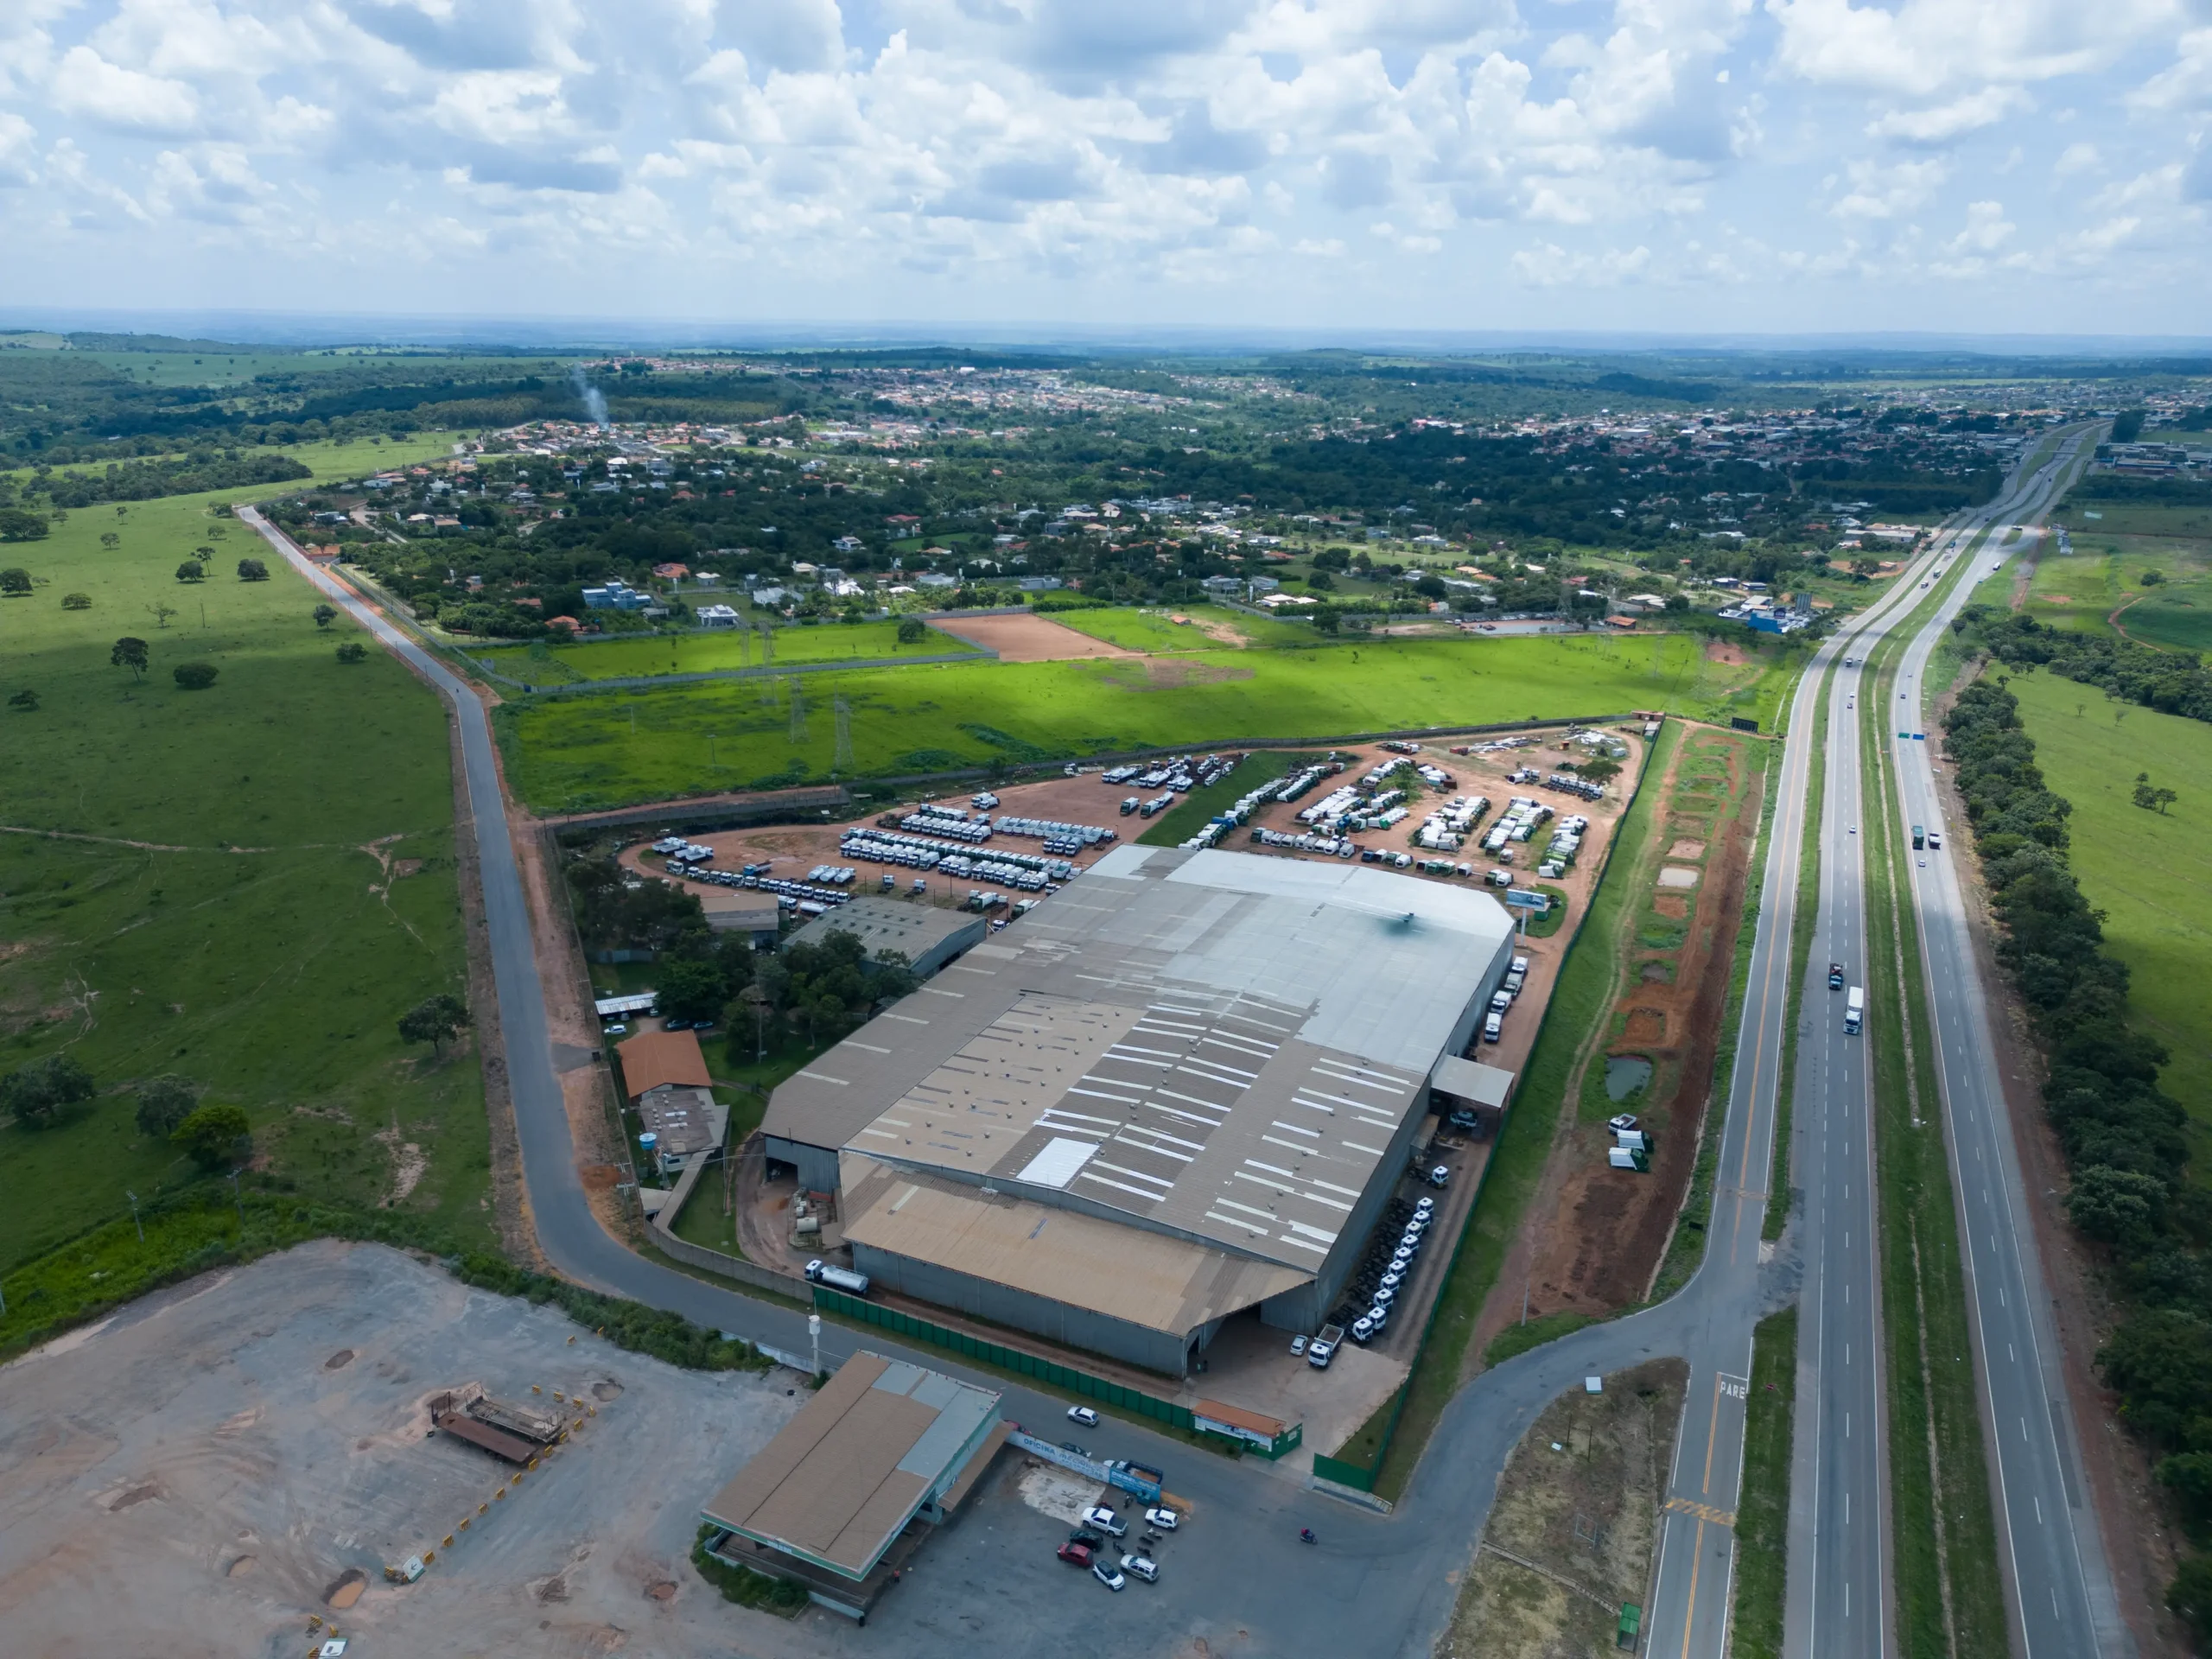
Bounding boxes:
768 848 1514 1275
785 894 983 963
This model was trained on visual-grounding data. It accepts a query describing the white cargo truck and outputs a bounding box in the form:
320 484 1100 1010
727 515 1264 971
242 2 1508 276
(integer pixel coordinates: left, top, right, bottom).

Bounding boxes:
1845 986 1865 1035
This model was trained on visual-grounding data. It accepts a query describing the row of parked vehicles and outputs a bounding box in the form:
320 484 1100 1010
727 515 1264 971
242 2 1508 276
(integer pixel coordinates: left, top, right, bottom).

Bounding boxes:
1483 954 1532 1044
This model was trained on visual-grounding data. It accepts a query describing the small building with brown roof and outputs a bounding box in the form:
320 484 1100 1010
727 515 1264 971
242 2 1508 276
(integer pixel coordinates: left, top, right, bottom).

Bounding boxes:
613 1027 711 1102
699 1351 1004 1619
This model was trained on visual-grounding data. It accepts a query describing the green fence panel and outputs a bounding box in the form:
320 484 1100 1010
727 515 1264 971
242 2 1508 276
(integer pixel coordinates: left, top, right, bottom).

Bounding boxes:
1312 1453 1376 1492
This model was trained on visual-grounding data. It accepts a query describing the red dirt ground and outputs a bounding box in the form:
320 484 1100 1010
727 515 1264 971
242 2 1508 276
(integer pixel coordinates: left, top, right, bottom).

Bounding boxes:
929 611 1138 662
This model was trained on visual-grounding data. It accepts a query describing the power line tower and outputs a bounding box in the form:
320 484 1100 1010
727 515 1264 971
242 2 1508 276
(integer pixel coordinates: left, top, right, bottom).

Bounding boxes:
832 695 855 772
758 620 775 667
737 623 752 669
789 677 807 744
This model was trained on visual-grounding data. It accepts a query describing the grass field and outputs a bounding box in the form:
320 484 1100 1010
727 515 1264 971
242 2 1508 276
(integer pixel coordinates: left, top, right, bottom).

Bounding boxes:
2010 670 2212 1179
1731 1307 1797 1659
1048 602 1319 652
0 450 492 1274
472 617 975 683
2035 501 2212 651
496 630 1791 813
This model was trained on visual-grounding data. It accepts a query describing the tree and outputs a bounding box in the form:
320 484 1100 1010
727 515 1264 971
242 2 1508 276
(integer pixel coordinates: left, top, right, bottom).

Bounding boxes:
2069 1164 2166 1248
2133 776 2178 814
61 591 90 610
313 603 337 629
398 993 470 1056
237 557 270 582
336 641 368 663
656 957 734 1025
172 1102 251 1171
896 615 926 644
1 1052 96 1128
0 567 31 596
175 560 206 583
0 508 48 542
172 662 219 690
1306 568 1336 591
111 636 149 678
134 1074 199 1137
2169 1554 2212 1644
9 688 38 712
1578 757 1623 786
145 601 178 630
2141 569 2166 587
99 531 121 550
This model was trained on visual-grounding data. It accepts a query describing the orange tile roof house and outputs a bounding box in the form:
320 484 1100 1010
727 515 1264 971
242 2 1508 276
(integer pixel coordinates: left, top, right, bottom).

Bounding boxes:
613 1028 711 1102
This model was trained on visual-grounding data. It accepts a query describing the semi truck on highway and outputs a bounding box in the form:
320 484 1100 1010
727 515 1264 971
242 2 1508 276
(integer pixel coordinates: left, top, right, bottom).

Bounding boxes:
1845 987 1865 1035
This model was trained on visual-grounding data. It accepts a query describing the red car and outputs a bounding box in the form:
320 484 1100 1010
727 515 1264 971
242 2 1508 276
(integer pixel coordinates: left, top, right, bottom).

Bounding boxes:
1057 1541 1093 1568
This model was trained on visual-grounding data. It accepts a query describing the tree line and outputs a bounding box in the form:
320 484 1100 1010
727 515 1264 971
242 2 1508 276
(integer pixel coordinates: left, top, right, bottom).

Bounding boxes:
1960 605 2212 727
1943 676 2212 1637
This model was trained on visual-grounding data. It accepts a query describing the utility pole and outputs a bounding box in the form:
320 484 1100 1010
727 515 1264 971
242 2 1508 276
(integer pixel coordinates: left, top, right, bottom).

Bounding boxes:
810 1313 823 1381
127 1189 143 1243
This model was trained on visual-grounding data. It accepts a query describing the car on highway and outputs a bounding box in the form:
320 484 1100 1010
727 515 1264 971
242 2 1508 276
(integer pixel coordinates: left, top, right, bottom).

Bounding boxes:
1093 1560 1127 1592
1828 963 1846 988
1121 1553 1159 1583
1059 1441 1088 1458
1145 1506 1179 1530
1066 1406 1099 1427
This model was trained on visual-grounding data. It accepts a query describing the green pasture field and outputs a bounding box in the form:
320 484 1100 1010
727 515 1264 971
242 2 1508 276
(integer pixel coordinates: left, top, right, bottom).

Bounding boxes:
2009 671 2212 1179
473 617 973 683
497 629 1790 814
2020 521 2212 651
0 458 491 1274
1049 602 1325 652
0 433 457 499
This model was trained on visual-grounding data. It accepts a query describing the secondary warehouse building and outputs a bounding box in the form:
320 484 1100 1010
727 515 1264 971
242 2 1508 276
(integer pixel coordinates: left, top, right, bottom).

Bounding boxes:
764 845 1518 1375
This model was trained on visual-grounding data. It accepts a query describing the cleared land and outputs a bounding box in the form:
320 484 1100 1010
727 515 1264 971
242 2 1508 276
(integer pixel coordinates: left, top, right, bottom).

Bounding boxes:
1435 1358 1686 1659
2009 668 2212 1179
2035 501 2212 648
0 1240 809 1657
495 630 1792 814
927 609 1138 661
0 448 492 1274
1047 601 1319 652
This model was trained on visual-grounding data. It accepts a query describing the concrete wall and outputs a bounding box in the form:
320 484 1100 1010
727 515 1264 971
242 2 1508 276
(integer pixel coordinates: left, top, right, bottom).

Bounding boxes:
848 1241 1194 1376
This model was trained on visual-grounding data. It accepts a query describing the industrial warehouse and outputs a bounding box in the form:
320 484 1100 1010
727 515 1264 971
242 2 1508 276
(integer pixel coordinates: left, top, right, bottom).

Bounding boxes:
763 843 1520 1375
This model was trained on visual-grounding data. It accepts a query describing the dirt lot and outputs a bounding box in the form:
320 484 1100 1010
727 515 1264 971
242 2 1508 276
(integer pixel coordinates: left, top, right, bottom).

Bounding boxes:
1436 1359 1688 1659
1478 727 1764 1352
0 1240 814 1659
928 612 1137 662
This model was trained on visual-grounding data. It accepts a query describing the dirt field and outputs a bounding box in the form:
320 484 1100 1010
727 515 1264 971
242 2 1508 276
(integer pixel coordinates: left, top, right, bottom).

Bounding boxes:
928 612 1138 662
1480 727 1764 1345
0 1240 816 1659
1436 1359 1688 1659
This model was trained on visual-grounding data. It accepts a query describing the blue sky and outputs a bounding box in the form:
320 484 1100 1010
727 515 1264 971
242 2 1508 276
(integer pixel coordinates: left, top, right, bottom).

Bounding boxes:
1 0 2206 337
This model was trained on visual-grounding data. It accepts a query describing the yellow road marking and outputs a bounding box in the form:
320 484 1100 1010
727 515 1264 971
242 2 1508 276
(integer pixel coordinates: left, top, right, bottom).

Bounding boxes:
1667 1496 1738 1528
1678 1516 1705 1659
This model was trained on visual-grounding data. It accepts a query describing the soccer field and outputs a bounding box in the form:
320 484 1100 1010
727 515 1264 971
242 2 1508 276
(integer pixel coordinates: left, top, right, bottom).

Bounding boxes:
494 627 1793 812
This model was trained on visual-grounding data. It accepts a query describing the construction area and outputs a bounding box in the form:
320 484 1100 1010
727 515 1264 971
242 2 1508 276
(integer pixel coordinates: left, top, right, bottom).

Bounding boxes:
0 1240 815 1659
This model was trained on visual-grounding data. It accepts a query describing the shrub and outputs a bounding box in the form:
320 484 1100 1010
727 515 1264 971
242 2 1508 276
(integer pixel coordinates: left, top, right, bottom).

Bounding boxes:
134 1074 200 1138
8 688 37 712
61 592 90 610
172 1103 251 1171
175 560 206 583
237 557 270 582
0 567 31 595
896 615 926 644
172 662 219 690
337 642 368 663
1 1053 96 1127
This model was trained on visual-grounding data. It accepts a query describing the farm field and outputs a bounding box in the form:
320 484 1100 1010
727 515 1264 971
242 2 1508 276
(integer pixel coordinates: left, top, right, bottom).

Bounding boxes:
2008 670 2212 1180
0 455 492 1274
471 616 972 683
2039 501 2212 650
495 629 1793 814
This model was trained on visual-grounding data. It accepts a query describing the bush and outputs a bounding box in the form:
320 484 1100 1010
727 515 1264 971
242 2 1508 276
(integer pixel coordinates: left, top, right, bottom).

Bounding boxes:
336 641 368 663
0 510 48 543
8 688 37 712
175 560 206 583
690 1527 809 1616
896 615 926 644
237 557 270 582
0 566 31 595
134 1074 200 1138
172 1102 251 1171
172 662 219 690
1 1052 96 1127
61 592 90 610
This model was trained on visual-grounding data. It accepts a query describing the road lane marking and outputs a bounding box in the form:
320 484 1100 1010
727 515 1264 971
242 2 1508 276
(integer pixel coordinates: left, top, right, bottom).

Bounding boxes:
1665 1497 1737 1527
1677 1517 1706 1659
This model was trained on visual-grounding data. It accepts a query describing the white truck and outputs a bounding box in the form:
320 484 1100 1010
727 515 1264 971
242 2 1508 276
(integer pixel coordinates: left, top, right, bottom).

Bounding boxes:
1845 986 1865 1035
1307 1324 1345 1369
804 1259 871 1295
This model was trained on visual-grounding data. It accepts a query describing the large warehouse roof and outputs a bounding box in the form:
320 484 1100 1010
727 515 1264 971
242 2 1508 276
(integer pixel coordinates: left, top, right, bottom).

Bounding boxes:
701 1351 1000 1580
767 847 1514 1274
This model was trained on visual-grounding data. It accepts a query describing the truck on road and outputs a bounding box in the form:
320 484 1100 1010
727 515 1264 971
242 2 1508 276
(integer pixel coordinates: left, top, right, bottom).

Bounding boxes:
1307 1324 1344 1369
804 1259 871 1295
1845 986 1865 1035
1911 823 1925 849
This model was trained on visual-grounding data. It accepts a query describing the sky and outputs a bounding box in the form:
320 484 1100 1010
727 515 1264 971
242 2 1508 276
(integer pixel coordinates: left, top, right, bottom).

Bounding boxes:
0 0 2208 340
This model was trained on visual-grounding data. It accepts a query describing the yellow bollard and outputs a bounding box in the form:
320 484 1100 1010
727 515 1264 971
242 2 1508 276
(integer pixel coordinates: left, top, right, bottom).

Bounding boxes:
478 1502 488 1514
421 1551 434 1566
459 1517 470 1531
531 1384 542 1395
493 1489 505 1501
567 1334 576 1344
442 1535 454 1548
553 1391 565 1403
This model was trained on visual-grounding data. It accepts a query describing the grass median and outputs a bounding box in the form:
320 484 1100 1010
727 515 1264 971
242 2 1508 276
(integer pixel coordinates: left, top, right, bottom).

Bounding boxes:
1730 1306 1797 1659
1765 683 1831 1240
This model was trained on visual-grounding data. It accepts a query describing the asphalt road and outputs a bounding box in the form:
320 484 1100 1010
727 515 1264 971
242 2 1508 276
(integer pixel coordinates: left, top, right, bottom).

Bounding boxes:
1882 438 2131 1659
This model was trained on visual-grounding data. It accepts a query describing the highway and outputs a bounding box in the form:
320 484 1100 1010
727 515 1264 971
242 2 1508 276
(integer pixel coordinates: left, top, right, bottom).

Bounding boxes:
1882 435 2130 1658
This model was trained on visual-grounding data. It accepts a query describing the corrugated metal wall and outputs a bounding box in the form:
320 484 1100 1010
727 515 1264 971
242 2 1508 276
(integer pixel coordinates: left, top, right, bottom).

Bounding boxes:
849 1241 1193 1376
764 1134 842 1194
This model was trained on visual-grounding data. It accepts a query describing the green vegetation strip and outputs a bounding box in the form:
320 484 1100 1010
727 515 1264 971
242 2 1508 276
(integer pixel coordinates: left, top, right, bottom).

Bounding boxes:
1767 684 1832 1240
1860 633 2009 1659
1357 721 1684 1502
1730 1306 1797 1659
691 1527 810 1616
